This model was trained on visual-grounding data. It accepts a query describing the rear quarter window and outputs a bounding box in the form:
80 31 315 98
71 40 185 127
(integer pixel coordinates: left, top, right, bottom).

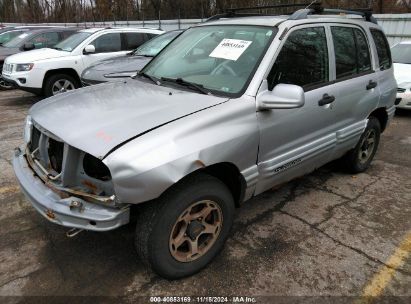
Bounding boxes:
370 29 392 70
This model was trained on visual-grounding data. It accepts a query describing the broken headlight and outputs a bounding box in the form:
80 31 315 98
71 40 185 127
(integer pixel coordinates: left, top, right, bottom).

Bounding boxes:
83 153 112 181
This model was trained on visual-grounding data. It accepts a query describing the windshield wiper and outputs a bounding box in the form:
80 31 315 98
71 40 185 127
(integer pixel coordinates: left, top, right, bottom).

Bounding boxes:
135 72 160 85
160 77 211 95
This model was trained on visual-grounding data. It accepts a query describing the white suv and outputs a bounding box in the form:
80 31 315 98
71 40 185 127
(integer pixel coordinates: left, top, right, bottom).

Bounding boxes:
2 27 163 96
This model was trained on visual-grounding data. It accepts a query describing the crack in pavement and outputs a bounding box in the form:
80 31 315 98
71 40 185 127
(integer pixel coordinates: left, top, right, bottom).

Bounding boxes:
313 178 380 227
0 265 49 289
280 210 411 277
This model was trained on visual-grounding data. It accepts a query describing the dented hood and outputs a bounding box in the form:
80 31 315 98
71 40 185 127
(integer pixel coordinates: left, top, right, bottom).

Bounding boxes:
29 80 228 159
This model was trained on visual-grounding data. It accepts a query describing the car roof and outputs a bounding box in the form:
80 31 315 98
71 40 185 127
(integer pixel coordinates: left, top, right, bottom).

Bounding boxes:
79 27 163 34
15 27 75 35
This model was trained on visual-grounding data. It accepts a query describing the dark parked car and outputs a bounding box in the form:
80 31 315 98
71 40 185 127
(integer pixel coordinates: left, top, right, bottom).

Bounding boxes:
81 30 182 86
0 26 59 45
0 27 77 89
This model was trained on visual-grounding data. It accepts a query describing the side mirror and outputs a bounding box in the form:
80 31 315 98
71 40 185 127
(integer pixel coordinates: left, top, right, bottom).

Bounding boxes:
257 82 305 111
83 44 96 54
23 42 35 51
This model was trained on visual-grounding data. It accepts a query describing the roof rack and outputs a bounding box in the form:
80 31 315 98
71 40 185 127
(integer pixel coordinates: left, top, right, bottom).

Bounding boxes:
289 7 378 24
205 3 377 25
205 3 315 22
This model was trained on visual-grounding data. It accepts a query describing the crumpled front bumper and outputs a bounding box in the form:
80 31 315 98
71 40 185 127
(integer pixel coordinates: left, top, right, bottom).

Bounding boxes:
13 149 130 231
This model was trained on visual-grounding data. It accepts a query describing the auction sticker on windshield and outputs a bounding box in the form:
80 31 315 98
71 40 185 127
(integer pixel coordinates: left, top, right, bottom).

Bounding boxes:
209 39 253 61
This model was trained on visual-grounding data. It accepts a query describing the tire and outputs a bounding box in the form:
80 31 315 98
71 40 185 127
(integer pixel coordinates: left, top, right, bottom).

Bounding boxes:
135 173 235 279
43 73 79 97
343 117 381 173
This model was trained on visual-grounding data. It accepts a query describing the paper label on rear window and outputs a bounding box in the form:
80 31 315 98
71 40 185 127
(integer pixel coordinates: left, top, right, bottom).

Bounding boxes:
18 33 29 38
209 39 253 61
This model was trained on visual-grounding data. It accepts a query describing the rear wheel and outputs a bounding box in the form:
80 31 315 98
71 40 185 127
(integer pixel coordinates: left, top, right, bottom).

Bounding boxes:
343 117 381 173
135 173 235 279
44 73 79 97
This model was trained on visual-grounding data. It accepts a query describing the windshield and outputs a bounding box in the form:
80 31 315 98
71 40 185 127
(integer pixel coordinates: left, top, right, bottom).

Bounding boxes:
141 25 276 96
134 31 180 57
0 30 25 45
53 32 91 52
392 43 411 64
3 32 31 47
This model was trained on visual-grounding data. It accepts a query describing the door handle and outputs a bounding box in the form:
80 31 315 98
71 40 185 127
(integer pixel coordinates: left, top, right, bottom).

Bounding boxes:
318 94 335 106
366 80 378 90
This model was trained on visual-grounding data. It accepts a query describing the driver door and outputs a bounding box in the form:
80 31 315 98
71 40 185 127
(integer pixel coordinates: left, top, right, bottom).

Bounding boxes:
255 25 339 194
81 32 125 68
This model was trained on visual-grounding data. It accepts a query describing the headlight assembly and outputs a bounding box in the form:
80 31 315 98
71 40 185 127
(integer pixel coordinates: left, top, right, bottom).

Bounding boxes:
16 63 34 72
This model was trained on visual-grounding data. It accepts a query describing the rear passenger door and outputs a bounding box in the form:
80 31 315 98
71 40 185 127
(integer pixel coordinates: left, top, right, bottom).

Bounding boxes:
329 25 380 146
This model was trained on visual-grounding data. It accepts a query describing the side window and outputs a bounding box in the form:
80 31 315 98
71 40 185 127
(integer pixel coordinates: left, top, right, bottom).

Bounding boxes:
124 33 146 50
90 33 121 53
331 26 372 79
30 32 60 48
354 28 372 73
331 27 357 79
371 29 392 70
267 27 329 91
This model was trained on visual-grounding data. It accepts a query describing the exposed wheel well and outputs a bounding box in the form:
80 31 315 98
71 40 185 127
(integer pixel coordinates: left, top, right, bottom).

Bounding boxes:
42 68 81 91
202 162 246 208
369 108 388 133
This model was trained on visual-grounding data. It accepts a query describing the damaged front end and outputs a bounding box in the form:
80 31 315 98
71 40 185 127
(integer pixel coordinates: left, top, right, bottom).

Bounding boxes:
13 119 130 231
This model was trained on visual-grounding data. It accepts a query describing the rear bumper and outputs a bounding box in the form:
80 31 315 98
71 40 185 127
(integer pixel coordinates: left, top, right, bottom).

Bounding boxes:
13 148 130 231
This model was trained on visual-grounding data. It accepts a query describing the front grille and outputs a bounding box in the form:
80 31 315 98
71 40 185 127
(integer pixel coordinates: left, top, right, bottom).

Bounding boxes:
2 63 13 73
48 138 64 173
27 123 114 199
397 88 406 93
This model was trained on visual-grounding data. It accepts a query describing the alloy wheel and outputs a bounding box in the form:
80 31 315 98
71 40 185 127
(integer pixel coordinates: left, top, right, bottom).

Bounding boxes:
51 79 75 95
358 129 376 164
169 200 223 263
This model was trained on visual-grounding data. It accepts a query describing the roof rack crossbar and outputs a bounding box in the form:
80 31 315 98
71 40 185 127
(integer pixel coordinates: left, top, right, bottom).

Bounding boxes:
289 7 378 24
206 12 281 22
224 3 315 13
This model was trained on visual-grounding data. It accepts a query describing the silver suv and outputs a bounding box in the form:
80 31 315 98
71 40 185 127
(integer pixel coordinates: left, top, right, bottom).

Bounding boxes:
13 6 397 279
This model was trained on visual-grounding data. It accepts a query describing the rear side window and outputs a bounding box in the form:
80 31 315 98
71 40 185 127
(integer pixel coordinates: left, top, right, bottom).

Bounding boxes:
371 29 392 70
124 32 147 50
331 26 372 79
91 33 121 53
30 32 60 48
267 27 329 91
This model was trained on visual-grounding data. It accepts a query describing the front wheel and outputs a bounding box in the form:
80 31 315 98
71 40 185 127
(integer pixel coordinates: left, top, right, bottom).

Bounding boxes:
342 117 381 173
44 73 79 97
135 173 235 279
